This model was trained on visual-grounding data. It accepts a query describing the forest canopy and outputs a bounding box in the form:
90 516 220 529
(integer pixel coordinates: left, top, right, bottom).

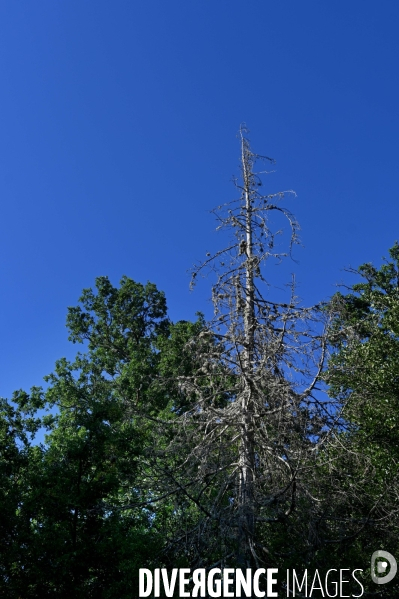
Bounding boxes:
1 133 398 598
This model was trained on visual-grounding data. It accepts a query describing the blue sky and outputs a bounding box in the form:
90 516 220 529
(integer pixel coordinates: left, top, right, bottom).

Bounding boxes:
1 1 399 399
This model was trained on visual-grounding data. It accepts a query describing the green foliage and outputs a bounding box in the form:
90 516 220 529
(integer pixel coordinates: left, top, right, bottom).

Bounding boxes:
0 276 201 597
320 243 399 595
3 253 399 595
326 242 399 462
66 276 171 413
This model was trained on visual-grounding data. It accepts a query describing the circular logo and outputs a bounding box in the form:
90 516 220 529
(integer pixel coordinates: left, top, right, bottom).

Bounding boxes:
371 551 397 585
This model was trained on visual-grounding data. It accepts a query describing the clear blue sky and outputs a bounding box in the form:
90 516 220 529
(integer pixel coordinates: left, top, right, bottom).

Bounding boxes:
1 1 399 399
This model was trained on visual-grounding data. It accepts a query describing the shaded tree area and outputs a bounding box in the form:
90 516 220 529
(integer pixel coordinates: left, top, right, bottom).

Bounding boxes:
320 243 399 597
1 133 399 597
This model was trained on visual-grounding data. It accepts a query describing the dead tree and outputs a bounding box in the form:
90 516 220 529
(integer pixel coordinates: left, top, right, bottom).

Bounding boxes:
154 126 332 578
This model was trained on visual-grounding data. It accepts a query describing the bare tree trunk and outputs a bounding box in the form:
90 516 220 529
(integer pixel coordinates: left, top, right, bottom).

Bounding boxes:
238 130 256 566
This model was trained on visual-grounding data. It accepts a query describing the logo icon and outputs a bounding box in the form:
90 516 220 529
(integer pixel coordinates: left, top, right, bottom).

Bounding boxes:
371 551 397 585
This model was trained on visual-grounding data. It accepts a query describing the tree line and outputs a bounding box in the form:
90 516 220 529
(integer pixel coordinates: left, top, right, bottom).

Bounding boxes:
1 129 399 597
